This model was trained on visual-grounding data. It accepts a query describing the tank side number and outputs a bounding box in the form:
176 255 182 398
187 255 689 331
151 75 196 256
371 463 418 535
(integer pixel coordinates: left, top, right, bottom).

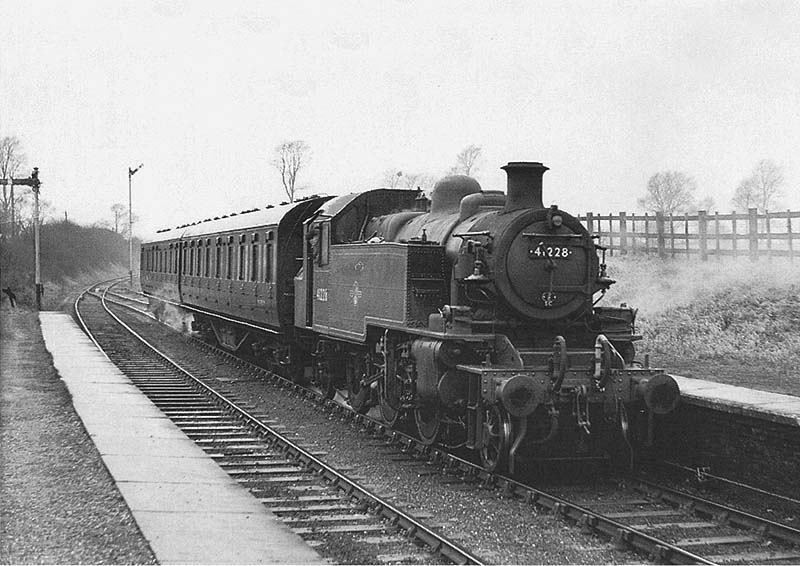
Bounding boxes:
315 288 328 301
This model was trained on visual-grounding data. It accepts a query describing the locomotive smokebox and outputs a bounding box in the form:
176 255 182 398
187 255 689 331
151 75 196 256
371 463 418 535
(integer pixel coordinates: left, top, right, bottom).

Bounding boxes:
501 161 549 213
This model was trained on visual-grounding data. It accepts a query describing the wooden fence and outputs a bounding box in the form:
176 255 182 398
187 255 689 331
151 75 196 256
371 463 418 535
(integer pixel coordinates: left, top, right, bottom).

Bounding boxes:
578 209 800 260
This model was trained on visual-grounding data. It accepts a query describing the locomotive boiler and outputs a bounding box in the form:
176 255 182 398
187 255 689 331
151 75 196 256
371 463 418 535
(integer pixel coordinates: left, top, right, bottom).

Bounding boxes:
141 161 679 472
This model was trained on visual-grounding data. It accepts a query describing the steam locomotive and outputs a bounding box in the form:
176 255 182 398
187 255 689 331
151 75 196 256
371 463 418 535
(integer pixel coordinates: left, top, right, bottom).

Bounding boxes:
141 161 679 472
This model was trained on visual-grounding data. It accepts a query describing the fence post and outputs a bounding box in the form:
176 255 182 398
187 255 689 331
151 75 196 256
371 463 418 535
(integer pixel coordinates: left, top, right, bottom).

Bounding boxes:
732 212 738 256
765 210 772 260
748 208 758 261
698 210 708 261
656 212 666 259
619 211 627 254
715 212 720 258
596 214 603 249
670 213 676 257
788 211 794 262
644 213 650 254
586 211 594 234
683 213 689 256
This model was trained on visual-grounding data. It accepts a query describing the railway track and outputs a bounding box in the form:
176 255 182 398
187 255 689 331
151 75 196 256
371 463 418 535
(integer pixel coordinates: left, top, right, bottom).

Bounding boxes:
75 280 482 565
81 280 800 565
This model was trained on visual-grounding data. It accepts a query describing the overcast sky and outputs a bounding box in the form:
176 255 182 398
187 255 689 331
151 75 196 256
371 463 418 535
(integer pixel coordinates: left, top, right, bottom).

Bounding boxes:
2 0 798 237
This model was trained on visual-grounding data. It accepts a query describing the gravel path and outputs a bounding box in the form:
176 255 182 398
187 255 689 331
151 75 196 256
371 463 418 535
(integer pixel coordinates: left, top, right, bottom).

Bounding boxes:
0 306 156 564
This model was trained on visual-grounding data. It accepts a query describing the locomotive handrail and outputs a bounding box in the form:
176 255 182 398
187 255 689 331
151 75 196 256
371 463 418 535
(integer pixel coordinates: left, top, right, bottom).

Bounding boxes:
453 230 493 239
521 232 585 238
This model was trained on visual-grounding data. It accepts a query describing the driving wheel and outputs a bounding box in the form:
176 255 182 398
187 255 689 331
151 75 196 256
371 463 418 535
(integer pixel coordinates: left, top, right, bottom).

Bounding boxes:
378 379 401 426
414 406 441 445
346 354 371 414
314 356 336 400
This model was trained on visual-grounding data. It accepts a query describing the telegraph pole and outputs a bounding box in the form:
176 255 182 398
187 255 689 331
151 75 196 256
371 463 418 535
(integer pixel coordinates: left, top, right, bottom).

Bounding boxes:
128 163 143 287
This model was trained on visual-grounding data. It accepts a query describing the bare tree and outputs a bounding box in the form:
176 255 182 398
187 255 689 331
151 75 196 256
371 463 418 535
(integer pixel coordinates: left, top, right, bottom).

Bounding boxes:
732 159 784 212
0 136 26 237
381 170 435 190
381 170 404 188
111 203 127 233
637 171 697 214
399 172 432 189
692 195 716 213
273 140 309 203
449 144 482 176
16 194 54 233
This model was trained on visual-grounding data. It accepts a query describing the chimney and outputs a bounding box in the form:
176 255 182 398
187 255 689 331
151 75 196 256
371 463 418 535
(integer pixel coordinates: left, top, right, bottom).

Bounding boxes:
501 161 548 213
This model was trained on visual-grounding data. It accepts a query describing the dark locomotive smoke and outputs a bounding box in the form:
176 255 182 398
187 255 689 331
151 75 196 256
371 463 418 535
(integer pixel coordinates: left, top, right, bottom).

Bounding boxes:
501 161 549 212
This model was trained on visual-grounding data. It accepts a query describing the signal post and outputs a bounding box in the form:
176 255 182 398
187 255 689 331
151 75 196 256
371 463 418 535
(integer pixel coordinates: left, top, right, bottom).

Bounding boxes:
0 168 43 309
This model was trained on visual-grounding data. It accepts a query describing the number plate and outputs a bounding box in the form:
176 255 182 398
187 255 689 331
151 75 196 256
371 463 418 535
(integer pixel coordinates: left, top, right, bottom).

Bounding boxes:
529 242 574 260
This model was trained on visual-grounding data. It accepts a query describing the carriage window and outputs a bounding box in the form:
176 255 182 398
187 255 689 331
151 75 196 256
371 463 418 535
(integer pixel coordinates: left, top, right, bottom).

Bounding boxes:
238 245 246 280
205 247 211 277
265 243 273 282
215 246 221 278
250 243 259 281
226 244 233 279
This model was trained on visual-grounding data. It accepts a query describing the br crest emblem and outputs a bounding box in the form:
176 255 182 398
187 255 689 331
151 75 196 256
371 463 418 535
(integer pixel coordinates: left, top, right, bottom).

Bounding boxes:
349 281 363 306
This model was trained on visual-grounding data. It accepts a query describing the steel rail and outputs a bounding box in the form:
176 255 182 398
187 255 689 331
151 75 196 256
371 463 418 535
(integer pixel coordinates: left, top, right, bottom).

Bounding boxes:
489 475 715 565
660 460 800 506
73 277 126 361
85 282 486 566
631 477 800 547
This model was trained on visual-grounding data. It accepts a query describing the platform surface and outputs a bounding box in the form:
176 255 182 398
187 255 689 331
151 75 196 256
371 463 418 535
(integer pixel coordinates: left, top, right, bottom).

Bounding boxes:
672 374 800 427
39 312 321 565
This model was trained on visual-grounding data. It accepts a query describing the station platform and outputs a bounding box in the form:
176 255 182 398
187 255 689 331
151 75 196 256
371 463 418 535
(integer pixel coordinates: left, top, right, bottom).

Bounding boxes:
672 374 800 427
39 312 321 565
